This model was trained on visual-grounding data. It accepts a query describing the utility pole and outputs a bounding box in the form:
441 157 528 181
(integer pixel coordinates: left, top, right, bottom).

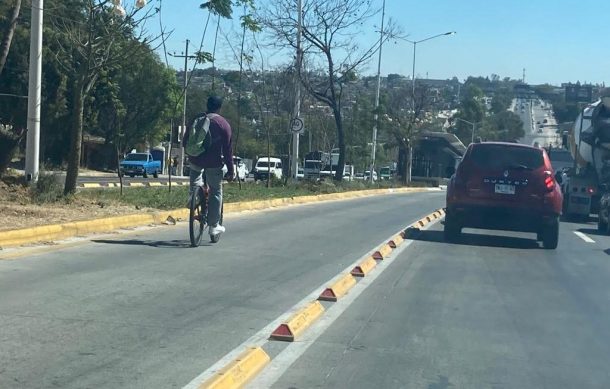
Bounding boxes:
25 0 43 183
291 0 303 179
370 0 385 184
169 40 197 177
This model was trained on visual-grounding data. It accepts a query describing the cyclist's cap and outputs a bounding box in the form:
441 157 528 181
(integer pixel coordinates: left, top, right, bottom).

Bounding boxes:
207 95 223 112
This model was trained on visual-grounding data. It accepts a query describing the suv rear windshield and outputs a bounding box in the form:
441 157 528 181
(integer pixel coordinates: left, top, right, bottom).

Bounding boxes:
470 144 544 170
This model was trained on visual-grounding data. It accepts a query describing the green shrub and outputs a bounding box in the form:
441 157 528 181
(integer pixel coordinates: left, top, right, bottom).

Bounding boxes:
31 173 64 203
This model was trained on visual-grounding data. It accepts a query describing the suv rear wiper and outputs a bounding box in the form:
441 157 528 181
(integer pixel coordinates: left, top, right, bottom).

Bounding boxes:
506 164 533 171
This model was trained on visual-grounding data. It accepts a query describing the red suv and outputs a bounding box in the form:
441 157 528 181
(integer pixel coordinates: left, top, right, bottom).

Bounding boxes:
445 142 563 249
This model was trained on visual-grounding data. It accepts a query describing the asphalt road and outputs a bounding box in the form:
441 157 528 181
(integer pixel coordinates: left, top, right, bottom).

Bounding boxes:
264 216 610 389
4 189 609 389
514 98 559 147
0 191 443 388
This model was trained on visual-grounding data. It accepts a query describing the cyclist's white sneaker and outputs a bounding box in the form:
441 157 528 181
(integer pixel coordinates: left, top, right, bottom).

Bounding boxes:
209 224 225 235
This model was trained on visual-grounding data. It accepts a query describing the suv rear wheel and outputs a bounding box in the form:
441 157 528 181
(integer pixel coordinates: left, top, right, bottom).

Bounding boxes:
541 218 559 249
444 215 461 242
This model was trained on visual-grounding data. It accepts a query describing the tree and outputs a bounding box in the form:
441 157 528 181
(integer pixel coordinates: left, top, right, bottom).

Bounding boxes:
0 0 21 76
263 0 394 181
383 82 435 184
55 1 158 194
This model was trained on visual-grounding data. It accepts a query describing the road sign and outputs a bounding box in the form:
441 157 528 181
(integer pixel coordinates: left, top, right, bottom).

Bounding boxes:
290 117 304 134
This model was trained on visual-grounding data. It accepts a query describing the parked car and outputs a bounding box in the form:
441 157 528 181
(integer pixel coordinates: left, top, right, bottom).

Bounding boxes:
253 157 283 180
119 152 161 178
354 172 365 180
445 142 563 249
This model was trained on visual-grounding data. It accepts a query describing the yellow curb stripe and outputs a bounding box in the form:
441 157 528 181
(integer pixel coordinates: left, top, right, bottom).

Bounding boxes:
199 347 270 389
351 256 377 277
390 234 405 247
82 183 101 188
318 273 357 301
270 301 325 342
148 182 162 187
0 188 437 248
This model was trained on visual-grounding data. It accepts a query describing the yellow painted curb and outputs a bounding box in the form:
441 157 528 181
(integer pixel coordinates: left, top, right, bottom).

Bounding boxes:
373 243 393 260
0 187 437 248
148 182 163 187
389 234 405 248
82 183 101 188
129 182 144 187
351 256 377 277
199 347 270 389
318 273 357 301
270 301 325 342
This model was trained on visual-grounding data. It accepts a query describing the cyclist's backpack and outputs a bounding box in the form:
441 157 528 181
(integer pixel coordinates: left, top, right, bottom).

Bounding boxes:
185 113 212 157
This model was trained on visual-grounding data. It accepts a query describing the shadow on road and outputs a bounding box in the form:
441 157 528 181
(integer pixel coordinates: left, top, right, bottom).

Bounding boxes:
91 239 208 248
405 228 540 249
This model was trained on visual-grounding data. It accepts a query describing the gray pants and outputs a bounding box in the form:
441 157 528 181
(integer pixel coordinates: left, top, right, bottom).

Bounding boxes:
189 163 223 227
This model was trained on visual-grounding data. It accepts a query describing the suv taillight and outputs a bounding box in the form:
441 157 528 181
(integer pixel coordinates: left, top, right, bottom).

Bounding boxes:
544 171 554 192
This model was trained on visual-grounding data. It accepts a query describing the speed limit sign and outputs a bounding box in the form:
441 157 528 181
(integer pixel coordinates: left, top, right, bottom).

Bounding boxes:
290 117 304 134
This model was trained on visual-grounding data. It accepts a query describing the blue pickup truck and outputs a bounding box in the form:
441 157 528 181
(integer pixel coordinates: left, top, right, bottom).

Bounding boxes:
119 152 162 178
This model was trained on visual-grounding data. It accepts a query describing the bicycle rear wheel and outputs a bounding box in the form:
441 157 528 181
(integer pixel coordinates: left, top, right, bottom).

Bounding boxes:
189 187 207 247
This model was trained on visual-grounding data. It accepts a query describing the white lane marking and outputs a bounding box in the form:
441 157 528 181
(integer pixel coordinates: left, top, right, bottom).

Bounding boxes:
574 231 595 243
182 218 438 389
247 220 438 388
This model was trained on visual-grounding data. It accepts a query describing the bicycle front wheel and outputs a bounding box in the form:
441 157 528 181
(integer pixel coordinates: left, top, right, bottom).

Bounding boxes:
189 187 207 247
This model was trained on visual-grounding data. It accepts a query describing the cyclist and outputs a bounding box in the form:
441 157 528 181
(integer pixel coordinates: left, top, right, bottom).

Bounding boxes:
183 95 235 238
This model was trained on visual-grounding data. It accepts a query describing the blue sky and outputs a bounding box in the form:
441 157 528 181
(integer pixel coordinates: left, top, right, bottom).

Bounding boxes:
155 0 609 85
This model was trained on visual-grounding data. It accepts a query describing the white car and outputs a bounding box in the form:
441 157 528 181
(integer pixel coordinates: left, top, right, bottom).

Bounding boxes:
253 157 283 180
222 156 249 181
364 170 378 181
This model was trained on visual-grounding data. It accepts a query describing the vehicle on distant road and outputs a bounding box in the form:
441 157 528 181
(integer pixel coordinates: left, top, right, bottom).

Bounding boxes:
380 166 396 180
364 170 378 181
445 142 563 249
253 157 283 181
119 152 161 178
354 172 365 180
223 156 249 181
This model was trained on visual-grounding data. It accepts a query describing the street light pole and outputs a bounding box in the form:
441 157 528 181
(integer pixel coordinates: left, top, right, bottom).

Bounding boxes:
291 0 303 180
406 31 456 101
454 117 481 145
411 41 417 99
25 0 44 184
370 0 385 185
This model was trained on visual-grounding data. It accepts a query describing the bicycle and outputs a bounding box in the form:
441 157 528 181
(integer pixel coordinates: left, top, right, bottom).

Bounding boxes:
189 170 224 247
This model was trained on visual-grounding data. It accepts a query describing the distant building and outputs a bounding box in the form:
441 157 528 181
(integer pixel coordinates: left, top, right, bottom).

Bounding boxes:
563 83 593 103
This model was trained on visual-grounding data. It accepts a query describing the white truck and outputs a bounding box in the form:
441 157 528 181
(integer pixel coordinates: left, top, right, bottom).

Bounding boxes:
303 151 330 180
563 99 610 218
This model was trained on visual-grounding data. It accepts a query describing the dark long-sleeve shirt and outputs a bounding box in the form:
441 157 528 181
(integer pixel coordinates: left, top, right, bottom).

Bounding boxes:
183 113 234 175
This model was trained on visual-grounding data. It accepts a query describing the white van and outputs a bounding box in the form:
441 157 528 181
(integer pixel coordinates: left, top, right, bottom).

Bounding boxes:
254 157 283 180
